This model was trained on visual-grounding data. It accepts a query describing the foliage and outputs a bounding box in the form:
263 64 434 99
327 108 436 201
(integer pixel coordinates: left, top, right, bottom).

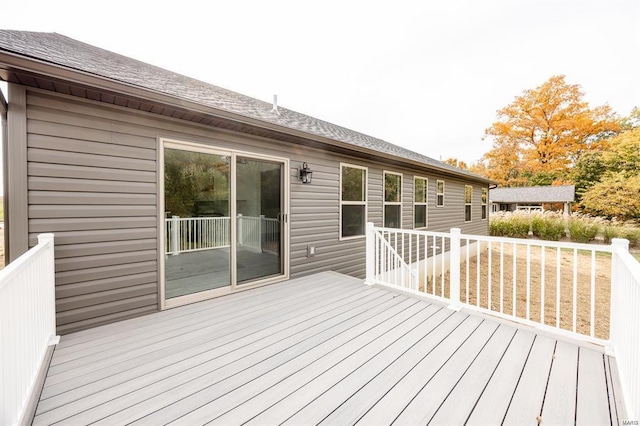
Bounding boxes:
482 75 620 187
531 214 566 241
570 150 606 202
342 165 366 201
602 226 620 244
442 158 469 170
384 173 401 202
620 106 640 131
521 171 558 187
619 227 640 248
600 127 640 174
580 173 640 220
490 213 530 238
567 216 600 243
164 149 230 217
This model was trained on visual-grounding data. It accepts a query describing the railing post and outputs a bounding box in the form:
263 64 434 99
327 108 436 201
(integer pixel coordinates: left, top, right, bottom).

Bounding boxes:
170 216 179 256
259 214 265 250
448 228 462 310
37 233 60 347
365 222 375 285
608 238 630 355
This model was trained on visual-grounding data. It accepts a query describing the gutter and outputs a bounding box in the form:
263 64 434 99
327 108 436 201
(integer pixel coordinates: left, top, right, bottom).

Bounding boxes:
0 50 495 185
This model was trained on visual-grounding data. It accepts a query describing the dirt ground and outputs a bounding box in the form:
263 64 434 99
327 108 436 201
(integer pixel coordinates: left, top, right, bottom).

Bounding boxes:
421 244 613 339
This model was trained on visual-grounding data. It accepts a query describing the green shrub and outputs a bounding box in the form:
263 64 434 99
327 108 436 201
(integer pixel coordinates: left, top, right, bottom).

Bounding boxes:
506 215 531 238
489 218 507 236
602 226 620 244
568 217 600 243
490 213 531 238
531 215 566 241
619 227 640 248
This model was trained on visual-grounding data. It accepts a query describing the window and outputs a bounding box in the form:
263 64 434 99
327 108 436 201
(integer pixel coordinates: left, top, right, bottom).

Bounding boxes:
481 188 488 220
436 180 445 207
340 164 367 238
384 171 402 228
465 185 472 222
414 177 428 228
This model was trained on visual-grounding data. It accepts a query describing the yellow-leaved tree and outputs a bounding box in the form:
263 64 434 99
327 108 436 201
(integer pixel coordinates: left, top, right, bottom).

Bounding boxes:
482 75 620 186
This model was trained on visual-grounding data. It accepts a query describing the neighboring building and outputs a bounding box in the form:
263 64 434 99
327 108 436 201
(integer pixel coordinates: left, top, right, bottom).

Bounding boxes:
0 31 492 333
489 185 575 215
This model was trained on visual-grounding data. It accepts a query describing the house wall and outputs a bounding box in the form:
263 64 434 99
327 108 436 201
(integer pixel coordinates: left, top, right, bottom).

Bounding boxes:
20 87 489 334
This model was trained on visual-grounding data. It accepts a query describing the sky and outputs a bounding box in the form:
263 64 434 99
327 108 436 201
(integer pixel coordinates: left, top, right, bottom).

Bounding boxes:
1 0 639 171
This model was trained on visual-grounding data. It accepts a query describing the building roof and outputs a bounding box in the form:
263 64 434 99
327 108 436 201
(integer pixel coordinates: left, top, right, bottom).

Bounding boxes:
489 185 575 203
0 30 492 183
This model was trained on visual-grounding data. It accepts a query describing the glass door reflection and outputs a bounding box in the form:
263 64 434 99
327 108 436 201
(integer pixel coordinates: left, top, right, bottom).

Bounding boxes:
235 157 283 284
164 147 231 298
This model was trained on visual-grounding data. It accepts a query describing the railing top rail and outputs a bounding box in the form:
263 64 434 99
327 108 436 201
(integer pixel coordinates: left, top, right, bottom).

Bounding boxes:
371 225 615 252
615 247 640 280
371 226 452 239
459 232 615 253
0 236 53 289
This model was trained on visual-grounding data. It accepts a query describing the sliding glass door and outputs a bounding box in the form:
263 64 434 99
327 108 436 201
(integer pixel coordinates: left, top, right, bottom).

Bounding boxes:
236 156 284 284
163 146 231 299
162 140 287 306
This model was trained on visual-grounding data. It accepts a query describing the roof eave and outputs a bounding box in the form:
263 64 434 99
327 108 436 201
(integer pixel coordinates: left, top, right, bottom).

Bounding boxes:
0 50 493 184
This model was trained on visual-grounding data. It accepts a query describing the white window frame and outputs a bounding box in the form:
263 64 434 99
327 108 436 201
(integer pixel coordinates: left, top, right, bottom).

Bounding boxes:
465 185 473 223
340 163 368 240
481 188 488 220
383 171 403 228
436 180 445 207
413 176 428 229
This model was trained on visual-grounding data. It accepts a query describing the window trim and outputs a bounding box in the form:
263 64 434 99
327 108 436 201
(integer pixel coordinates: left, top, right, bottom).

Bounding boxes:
464 185 472 223
436 179 445 207
339 163 368 240
413 176 428 229
383 170 403 228
481 187 488 220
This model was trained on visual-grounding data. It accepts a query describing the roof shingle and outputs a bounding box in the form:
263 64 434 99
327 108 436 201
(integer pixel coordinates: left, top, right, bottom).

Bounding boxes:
0 30 490 182
489 185 575 203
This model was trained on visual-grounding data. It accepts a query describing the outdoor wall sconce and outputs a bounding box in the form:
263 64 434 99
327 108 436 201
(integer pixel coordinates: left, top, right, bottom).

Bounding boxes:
299 162 313 184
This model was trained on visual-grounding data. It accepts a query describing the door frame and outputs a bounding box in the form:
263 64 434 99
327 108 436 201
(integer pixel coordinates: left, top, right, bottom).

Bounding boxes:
158 137 290 310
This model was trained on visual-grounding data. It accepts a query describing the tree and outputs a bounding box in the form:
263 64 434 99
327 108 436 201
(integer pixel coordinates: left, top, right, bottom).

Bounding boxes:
482 75 620 186
581 173 640 220
620 106 640 130
570 150 606 201
579 128 640 218
442 158 469 170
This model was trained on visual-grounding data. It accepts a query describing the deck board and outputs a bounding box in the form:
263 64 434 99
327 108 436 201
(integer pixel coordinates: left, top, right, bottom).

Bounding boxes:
540 340 579 424
33 271 621 425
41 281 369 396
37 286 388 415
425 324 517 424
576 348 611 425
465 329 536 424
502 335 556 425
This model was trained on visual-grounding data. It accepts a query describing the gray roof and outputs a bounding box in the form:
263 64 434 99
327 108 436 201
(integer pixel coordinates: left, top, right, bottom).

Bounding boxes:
0 30 490 182
490 185 575 203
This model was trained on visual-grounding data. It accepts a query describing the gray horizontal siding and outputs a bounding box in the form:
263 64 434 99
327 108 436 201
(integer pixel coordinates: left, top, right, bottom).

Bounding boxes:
24 87 488 333
26 90 158 334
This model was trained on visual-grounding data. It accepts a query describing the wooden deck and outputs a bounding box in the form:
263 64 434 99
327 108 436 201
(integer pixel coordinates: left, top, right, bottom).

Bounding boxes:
34 271 625 425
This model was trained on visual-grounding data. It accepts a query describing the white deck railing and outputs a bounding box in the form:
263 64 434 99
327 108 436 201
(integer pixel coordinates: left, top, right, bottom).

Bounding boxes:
166 216 231 254
365 223 639 418
610 238 640 418
1 234 59 426
165 215 280 255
